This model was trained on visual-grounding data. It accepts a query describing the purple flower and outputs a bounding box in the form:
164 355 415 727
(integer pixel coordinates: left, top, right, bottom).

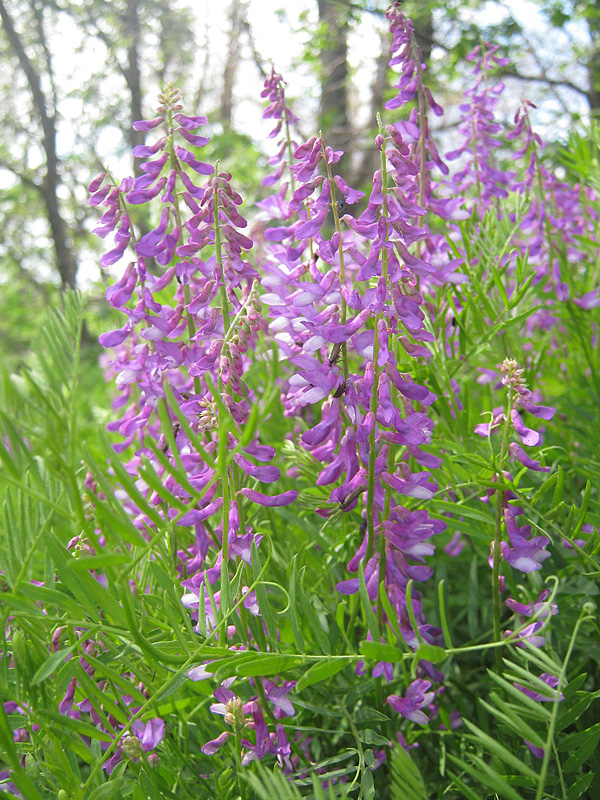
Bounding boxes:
201 730 231 755
506 590 558 619
133 116 164 131
510 442 550 473
514 673 563 703
387 679 435 725
238 488 298 507
505 621 547 648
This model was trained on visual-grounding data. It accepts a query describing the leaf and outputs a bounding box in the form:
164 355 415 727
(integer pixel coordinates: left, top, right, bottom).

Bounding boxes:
448 770 485 800
296 659 349 692
558 691 600 730
359 640 403 663
480 698 546 748
354 706 389 725
68 554 131 571
462 720 538 779
568 772 594 798
297 570 330 654
415 644 447 664
235 654 304 677
288 556 305 653
251 541 279 646
358 561 379 642
437 579 454 650
562 731 600 773
0 704 45 800
87 777 126 800
360 729 389 746
390 744 428 800
36 710 113 743
447 753 526 800
31 644 78 685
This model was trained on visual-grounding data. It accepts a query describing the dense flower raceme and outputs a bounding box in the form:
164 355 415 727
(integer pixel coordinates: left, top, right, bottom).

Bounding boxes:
384 4 469 287
445 43 512 207
88 86 306 764
92 86 296 525
253 20 454 733
444 42 600 317
508 101 600 309
474 358 556 638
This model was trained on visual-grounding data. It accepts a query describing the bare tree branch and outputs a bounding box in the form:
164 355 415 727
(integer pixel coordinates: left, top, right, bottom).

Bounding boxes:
0 157 43 193
0 0 78 288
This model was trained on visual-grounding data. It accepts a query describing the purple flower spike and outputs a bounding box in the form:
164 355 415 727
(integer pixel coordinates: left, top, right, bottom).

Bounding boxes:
136 207 170 257
175 146 214 176
131 718 165 750
234 454 280 483
525 740 546 759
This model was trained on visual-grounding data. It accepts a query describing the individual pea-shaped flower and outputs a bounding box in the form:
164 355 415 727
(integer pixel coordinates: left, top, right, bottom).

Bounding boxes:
387 679 436 724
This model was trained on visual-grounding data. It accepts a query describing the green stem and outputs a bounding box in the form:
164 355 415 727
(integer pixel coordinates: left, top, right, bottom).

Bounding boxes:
284 118 296 196
321 137 349 382
213 162 232 336
211 163 235 638
166 105 201 394
492 392 514 671
535 610 588 800
366 122 389 563
471 111 483 208
492 483 504 671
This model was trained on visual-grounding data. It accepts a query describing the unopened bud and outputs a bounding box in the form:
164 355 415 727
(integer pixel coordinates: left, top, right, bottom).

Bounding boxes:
121 735 144 760
224 697 246 730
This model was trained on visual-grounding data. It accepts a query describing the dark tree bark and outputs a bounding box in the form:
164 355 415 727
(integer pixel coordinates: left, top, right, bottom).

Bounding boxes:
409 1 433 71
352 28 391 187
0 0 78 289
220 0 244 127
317 0 352 156
122 0 144 176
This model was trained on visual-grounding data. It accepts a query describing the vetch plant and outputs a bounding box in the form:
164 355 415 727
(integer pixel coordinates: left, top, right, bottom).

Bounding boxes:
0 3 599 799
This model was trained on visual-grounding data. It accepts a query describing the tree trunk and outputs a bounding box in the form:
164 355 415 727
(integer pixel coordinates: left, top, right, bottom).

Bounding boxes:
317 0 351 157
122 0 145 176
409 1 433 73
352 28 391 188
220 0 244 128
0 0 78 289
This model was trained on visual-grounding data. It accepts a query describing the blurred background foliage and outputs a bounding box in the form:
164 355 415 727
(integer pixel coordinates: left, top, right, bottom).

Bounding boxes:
1 0 599 363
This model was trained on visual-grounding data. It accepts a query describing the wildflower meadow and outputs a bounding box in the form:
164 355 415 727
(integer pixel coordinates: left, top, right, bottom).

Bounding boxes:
1 3 600 799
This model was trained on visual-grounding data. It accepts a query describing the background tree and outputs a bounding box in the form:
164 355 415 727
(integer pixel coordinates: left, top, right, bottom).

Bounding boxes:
0 0 78 289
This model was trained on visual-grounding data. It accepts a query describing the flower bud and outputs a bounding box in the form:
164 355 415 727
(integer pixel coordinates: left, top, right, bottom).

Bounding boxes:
121 735 144 760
